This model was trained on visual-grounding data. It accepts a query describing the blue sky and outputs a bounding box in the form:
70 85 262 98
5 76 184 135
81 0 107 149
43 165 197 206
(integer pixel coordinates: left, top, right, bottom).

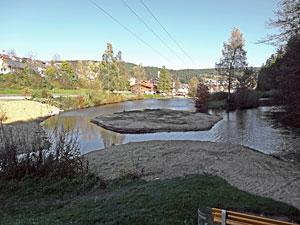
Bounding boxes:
1 0 280 69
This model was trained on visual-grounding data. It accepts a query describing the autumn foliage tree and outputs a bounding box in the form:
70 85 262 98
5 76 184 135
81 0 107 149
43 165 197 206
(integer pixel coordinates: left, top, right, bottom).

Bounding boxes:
216 27 248 100
195 83 209 108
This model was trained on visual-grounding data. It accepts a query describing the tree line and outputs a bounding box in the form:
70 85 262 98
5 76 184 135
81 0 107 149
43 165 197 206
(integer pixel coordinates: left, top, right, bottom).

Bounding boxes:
257 0 300 127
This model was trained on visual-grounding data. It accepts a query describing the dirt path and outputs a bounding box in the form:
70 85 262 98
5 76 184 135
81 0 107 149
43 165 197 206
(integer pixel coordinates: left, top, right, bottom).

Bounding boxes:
85 140 300 210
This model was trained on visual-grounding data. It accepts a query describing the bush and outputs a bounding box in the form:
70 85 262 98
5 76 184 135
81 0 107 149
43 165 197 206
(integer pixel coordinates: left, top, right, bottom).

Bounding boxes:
40 88 52 98
88 89 104 106
234 89 261 109
209 92 228 101
0 122 90 180
21 88 34 97
195 83 209 108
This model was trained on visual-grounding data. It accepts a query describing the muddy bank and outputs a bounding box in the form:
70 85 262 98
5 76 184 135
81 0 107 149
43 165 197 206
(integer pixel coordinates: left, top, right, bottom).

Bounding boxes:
85 140 300 210
91 109 222 133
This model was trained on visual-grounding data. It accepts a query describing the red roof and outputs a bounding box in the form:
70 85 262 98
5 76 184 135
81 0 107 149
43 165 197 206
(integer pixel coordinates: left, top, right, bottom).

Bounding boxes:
0 54 11 60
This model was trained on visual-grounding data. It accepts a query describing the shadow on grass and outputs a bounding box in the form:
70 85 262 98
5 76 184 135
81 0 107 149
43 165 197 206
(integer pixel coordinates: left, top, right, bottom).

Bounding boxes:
0 174 299 225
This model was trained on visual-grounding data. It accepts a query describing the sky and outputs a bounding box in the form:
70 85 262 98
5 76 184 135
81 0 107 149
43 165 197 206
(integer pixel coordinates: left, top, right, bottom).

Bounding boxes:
0 0 280 70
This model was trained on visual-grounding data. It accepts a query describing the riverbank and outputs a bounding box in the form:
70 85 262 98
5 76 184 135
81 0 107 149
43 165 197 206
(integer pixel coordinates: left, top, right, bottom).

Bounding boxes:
86 140 300 211
33 92 170 111
1 174 299 225
0 100 60 124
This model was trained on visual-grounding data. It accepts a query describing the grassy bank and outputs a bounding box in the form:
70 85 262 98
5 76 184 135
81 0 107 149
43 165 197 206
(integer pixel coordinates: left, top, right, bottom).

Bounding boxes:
0 175 299 225
0 88 89 95
203 90 271 110
34 92 169 111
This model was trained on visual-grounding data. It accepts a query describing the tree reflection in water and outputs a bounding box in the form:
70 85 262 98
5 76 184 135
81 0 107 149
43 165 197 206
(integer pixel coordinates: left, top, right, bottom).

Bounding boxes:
99 127 125 148
42 114 126 150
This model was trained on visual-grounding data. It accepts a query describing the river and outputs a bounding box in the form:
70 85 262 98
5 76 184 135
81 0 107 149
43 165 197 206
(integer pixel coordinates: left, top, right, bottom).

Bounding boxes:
42 98 300 156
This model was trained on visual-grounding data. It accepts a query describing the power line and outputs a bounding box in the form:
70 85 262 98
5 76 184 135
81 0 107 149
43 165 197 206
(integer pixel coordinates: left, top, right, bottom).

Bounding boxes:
139 0 199 68
120 0 188 68
88 0 172 64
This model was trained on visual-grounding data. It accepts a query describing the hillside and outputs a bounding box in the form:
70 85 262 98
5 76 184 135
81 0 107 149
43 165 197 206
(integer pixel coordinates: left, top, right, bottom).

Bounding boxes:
63 60 261 84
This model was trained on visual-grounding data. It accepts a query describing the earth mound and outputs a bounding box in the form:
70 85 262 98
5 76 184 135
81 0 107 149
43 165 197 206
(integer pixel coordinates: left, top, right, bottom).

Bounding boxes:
91 108 222 134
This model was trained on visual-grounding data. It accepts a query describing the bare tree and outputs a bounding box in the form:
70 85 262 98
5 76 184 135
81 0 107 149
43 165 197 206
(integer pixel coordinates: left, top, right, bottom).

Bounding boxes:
6 49 17 57
259 0 300 46
52 53 61 62
216 27 248 100
25 51 38 60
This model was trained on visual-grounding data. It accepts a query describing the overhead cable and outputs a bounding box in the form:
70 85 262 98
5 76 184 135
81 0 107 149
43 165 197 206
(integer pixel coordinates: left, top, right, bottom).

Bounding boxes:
139 0 199 68
88 0 172 64
121 0 188 68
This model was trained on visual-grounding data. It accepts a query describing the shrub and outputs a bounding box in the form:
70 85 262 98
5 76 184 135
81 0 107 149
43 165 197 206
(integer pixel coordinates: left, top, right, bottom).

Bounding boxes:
21 88 34 97
195 83 210 108
0 122 90 180
209 92 228 101
40 88 52 98
234 88 261 109
88 89 104 106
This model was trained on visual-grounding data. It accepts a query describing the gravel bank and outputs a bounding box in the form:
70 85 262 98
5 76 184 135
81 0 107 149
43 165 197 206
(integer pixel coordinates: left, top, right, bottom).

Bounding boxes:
85 140 300 210
91 109 222 133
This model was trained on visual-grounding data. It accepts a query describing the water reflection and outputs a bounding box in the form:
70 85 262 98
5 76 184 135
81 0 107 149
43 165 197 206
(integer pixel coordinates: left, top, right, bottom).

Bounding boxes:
42 99 300 155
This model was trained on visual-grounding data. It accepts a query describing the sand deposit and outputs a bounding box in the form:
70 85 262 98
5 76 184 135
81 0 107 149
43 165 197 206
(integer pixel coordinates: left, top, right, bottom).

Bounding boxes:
91 109 222 133
86 140 300 210
0 100 60 124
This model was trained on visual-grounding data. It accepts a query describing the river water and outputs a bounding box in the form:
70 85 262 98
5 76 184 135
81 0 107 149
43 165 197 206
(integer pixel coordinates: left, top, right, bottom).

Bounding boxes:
42 98 300 155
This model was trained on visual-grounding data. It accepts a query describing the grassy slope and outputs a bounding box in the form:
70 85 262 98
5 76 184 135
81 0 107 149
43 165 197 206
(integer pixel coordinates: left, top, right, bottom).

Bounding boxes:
0 175 299 225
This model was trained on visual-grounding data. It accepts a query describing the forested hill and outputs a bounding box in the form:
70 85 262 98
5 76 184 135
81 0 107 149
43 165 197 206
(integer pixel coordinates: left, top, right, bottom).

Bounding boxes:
65 60 219 83
124 63 218 83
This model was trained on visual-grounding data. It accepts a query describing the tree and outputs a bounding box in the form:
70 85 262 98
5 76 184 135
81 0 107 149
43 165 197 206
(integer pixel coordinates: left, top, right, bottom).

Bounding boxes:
117 60 130 91
216 27 248 100
52 53 61 62
59 61 77 89
98 44 120 91
102 43 114 62
132 64 146 82
6 49 16 58
236 67 257 89
175 78 180 93
195 83 210 108
260 0 300 46
276 35 300 123
188 76 199 97
157 66 171 93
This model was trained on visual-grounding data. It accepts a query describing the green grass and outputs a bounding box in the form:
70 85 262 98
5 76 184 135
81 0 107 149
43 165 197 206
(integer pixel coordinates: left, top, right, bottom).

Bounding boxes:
143 94 169 99
53 89 89 95
0 89 89 95
0 89 23 95
0 174 299 225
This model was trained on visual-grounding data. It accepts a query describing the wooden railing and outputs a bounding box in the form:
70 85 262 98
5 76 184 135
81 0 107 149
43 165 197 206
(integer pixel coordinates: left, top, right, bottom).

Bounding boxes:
212 208 298 225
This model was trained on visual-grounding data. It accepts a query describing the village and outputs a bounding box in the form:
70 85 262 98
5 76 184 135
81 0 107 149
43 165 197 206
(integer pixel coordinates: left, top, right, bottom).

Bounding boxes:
0 52 236 97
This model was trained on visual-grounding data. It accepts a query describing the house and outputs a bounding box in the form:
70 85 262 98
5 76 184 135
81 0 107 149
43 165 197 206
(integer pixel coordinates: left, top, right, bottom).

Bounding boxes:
0 54 25 74
177 84 189 96
129 77 136 86
130 81 157 94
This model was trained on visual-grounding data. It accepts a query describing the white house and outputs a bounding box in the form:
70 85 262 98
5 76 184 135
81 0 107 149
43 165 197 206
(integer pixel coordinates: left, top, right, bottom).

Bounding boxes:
0 54 25 74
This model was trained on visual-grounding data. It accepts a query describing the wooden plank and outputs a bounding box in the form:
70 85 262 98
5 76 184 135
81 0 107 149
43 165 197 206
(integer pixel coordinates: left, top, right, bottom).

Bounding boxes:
212 208 298 225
